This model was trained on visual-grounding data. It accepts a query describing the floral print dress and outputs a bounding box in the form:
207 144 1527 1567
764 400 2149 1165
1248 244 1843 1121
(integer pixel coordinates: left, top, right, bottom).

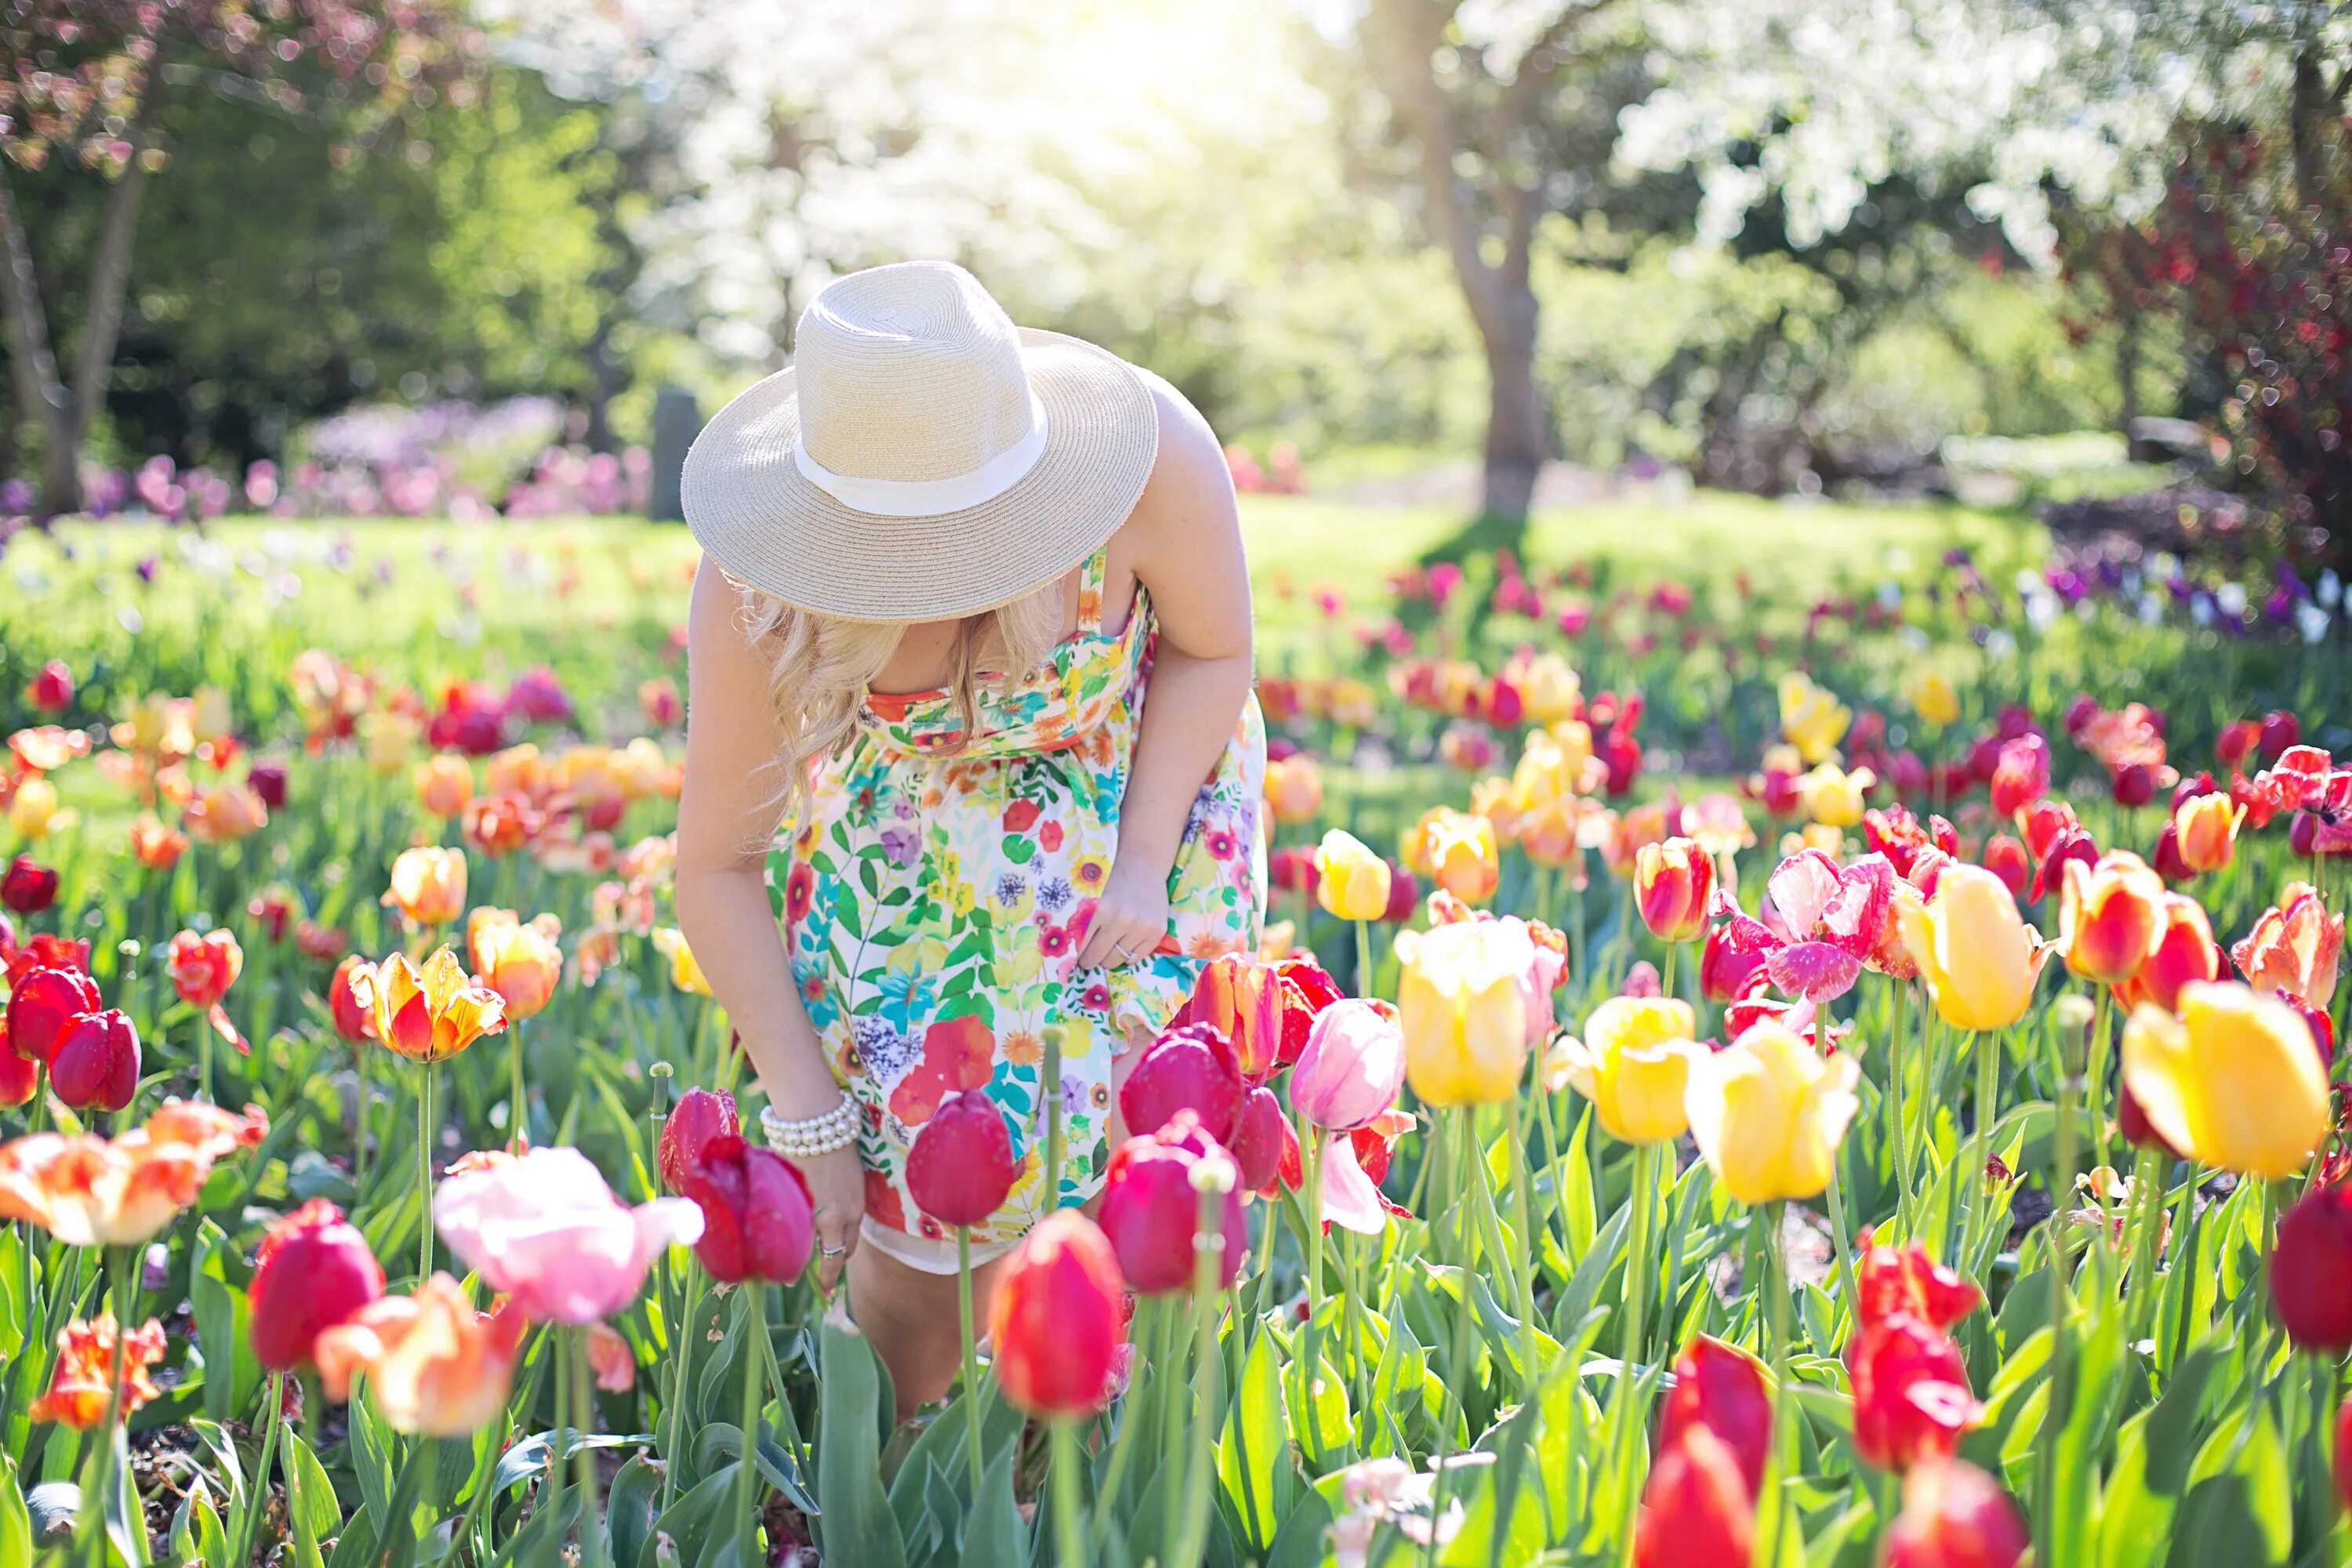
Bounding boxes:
766 545 1265 1265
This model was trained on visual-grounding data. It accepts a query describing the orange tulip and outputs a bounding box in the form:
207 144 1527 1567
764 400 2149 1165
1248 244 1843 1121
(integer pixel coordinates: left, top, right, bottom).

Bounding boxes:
315 1274 527 1437
1517 795 1584 867
2056 851 2166 985
1634 837 1715 943
181 782 267 843
1403 807 1500 905
128 812 188 869
485 744 549 803
28 1313 166 1429
383 846 467 929
2113 894 2220 1013
168 928 248 1051
464 793 544 858
415 756 475 819
350 948 509 1063
0 1102 269 1245
2231 882 2343 1010
1265 755 1325 826
466 909 564 1021
1604 800 1677 878
2170 792 2244 875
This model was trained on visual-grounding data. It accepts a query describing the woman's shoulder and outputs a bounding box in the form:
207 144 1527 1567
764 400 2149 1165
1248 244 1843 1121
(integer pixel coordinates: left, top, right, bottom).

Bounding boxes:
1129 369 1236 535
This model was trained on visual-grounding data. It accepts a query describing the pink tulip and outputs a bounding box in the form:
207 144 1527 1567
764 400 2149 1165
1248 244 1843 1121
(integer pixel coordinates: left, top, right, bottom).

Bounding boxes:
1290 998 1406 1132
432 1146 703 1324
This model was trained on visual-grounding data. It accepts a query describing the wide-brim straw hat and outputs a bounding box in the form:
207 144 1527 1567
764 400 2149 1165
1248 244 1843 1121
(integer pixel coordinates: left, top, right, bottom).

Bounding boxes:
683 260 1159 622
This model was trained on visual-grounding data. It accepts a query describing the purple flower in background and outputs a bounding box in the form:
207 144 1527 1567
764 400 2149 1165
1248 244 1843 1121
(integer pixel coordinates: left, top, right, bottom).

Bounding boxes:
504 666 573 725
0 479 31 516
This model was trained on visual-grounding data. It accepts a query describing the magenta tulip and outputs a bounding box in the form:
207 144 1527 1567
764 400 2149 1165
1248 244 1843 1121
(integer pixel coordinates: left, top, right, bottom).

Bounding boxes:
2273 1181 2352 1352
681 1135 817 1285
906 1090 1016 1228
250 1200 385 1370
657 1087 739 1192
1117 1022 1242 1144
1097 1112 1245 1295
1229 1085 1286 1193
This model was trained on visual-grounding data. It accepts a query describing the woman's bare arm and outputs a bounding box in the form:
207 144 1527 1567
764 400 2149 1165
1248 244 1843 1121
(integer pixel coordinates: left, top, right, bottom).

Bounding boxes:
1074 381 1254 968
676 564 866 1280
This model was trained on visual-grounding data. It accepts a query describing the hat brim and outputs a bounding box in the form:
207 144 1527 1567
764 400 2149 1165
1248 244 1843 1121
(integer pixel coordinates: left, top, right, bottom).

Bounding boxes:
681 328 1160 623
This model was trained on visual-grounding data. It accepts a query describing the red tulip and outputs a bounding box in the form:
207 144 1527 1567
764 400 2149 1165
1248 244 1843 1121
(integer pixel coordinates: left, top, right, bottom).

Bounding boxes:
1268 846 1319 895
2115 1078 2180 1157
26 660 72 713
1654 1335 1773 1496
50 1009 140 1112
1270 956 1345 1069
2271 1181 2352 1352
1881 1458 2027 1568
2112 894 2219 1014
1118 1022 1243 1145
8 965 100 1062
2017 799 2079 864
2027 826 2096 903
906 1089 1016 1228
2171 771 2219 808
2 855 58 914
2337 1397 2352 1515
1988 735 2049 818
1097 1112 1245 1295
1633 1426 1755 1567
250 1200 386 1370
679 1134 815 1285
1848 1315 1980 1471
989 1210 1125 1417
327 955 376 1043
657 1087 739 1193
1700 923 1767 1004
2111 763 2154 807
1979 835 2030 900
2216 719 2261 771
1854 1242 1982 1334
1229 1085 1286 1194
5 931 88 987
2151 819 2194 881
0 1047 34 1108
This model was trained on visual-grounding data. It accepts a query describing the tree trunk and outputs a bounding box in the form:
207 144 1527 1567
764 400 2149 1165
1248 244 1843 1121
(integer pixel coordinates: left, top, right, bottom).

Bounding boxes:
0 162 77 517
2292 47 2325 212
2114 296 2140 440
69 93 159 452
1478 279 1548 521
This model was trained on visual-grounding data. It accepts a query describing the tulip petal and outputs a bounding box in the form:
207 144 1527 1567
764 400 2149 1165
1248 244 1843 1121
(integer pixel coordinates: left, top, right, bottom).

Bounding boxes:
1320 1134 1387 1236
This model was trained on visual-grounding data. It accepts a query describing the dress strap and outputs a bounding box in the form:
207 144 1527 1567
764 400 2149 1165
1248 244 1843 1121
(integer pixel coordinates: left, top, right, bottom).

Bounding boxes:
1074 543 1112 636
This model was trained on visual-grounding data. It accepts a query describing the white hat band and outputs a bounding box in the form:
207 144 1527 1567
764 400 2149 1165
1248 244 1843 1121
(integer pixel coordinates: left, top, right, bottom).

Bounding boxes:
793 392 1050 519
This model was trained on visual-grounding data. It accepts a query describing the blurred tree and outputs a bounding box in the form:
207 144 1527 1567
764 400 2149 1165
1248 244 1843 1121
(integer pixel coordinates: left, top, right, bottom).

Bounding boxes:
0 0 475 516
1351 0 1634 533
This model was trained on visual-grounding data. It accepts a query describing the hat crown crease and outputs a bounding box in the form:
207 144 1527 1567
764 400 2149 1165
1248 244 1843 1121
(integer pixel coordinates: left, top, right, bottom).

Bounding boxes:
793 261 1037 487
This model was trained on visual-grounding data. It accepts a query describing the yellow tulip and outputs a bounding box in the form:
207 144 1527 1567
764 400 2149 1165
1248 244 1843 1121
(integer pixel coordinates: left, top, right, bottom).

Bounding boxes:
362 711 421 776
1504 651 1582 724
1894 864 2050 1032
1555 996 1705 1144
383 846 468 929
1395 919 1538 1106
1798 763 1873 829
1547 718 1595 782
2122 982 2330 1180
652 927 713 996
1904 670 1961 728
1403 807 1499 905
351 947 509 1063
415 756 475 819
1314 829 1392 921
8 777 60 839
1685 1020 1860 1203
466 909 564 1021
1510 728 1580 811
1777 673 1852 764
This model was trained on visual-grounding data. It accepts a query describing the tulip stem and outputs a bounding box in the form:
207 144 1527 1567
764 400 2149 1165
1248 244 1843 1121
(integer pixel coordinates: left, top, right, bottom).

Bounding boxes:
957 1226 985 1496
1354 918 1375 1000
1301 1124 1327 1467
1610 1140 1660 1559
2038 1036 2078 1568
196 1009 212 1104
1969 1030 1999 1265
234 1368 285 1568
1042 1025 1065 1215
548 1323 571 1535
1885 982 1911 1235
2086 988 2114 1182
1430 1109 1479 1568
418 1061 437 1280
732 1281 766 1563
509 1019 528 1152
2120 1145 2166 1343
82 1247 136 1568
659 1266 706 1512
1093 1298 1148 1536
1169 1185 1227 1568
572 1330 606 1568
353 1045 372 1194
1824 1152 1859 1336
1751 1203 1792 1568
1051 1419 1091 1568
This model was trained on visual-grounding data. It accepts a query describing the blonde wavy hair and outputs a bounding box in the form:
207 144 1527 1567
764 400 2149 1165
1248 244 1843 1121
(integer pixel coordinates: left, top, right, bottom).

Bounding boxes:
732 573 1065 833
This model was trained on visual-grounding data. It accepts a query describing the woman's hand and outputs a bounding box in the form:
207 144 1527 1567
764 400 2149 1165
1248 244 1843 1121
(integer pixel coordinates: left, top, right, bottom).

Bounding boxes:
797 1145 866 1291
1075 854 1174 969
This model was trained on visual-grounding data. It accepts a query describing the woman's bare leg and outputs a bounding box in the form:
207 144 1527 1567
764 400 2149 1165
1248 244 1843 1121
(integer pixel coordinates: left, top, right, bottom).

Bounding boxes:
846 1242 1010 1421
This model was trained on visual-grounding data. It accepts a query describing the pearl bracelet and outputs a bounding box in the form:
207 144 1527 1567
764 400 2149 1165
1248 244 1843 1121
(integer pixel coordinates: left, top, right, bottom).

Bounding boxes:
760 1095 860 1158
